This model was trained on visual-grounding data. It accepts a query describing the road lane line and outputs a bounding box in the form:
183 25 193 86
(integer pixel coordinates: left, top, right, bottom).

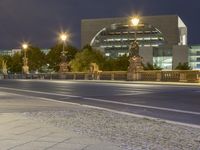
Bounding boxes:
1 89 200 129
83 97 200 115
0 87 200 116
0 87 80 98
116 91 152 96
1 90 200 129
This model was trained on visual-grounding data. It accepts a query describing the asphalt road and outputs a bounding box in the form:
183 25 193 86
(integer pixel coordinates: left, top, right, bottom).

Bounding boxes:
0 80 200 126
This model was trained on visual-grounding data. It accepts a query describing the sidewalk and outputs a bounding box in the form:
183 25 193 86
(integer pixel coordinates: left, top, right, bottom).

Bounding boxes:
0 113 120 150
83 80 200 86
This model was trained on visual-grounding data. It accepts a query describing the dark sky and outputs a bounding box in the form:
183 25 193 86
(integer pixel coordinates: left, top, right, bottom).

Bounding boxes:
0 0 199 49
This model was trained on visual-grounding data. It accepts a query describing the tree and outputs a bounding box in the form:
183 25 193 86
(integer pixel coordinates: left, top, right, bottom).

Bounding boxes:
26 46 46 73
70 46 105 72
103 55 129 71
175 62 191 70
10 52 23 73
46 44 78 71
115 55 129 71
143 62 162 70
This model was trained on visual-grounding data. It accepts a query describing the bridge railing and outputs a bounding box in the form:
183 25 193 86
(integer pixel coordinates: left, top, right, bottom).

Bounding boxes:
1 70 200 83
140 70 200 83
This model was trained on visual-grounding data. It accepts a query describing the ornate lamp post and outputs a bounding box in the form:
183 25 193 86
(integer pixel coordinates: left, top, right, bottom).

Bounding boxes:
59 32 70 73
131 17 140 41
60 33 67 56
127 17 144 80
129 17 140 57
22 43 29 74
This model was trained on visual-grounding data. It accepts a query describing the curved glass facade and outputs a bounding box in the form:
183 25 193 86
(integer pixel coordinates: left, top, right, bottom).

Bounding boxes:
90 23 165 57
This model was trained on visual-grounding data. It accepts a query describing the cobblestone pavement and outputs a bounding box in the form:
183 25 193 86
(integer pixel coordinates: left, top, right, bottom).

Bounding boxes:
24 110 200 150
0 113 120 150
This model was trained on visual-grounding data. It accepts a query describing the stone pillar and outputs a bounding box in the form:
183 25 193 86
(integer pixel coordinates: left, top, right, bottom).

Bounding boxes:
156 72 162 82
84 73 89 80
59 62 70 73
179 72 187 82
111 73 115 80
59 50 70 74
73 73 76 80
127 56 143 81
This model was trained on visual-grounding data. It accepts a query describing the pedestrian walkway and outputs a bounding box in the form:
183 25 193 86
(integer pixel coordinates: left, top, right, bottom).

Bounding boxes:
0 113 120 150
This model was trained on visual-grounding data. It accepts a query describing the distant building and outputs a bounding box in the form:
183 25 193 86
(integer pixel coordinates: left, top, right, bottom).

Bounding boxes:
0 49 21 56
0 49 50 56
41 49 50 55
189 45 200 70
81 15 190 70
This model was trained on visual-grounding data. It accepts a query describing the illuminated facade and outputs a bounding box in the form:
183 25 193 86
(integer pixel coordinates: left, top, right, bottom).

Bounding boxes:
189 45 200 70
90 23 165 57
0 49 21 56
81 15 188 70
0 49 50 56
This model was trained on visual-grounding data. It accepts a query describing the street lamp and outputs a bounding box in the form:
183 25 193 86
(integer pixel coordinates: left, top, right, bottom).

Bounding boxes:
22 43 28 59
131 17 140 42
131 17 140 27
22 43 29 74
58 32 70 73
127 16 143 81
129 17 140 57
60 33 68 56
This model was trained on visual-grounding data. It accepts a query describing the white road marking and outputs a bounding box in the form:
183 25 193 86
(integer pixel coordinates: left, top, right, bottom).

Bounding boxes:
0 87 200 116
0 87 80 98
116 91 152 96
83 97 200 115
1 90 200 129
0 87 200 129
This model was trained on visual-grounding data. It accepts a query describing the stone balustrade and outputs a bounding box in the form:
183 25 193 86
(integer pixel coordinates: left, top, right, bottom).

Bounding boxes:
1 70 200 83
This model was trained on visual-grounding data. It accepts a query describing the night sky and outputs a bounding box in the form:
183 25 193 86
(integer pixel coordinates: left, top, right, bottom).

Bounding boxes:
0 0 199 49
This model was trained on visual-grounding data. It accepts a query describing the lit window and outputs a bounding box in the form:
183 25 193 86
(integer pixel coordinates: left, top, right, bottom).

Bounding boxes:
152 44 159 47
144 37 151 40
105 53 110 56
151 37 159 40
107 39 114 41
118 53 125 56
122 45 128 48
182 35 186 45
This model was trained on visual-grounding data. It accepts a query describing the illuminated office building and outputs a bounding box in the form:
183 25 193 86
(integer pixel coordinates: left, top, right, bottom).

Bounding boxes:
81 15 189 70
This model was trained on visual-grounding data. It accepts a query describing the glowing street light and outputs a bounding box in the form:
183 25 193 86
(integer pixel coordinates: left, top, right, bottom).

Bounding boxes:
22 42 29 74
60 33 68 42
127 16 143 80
129 16 140 57
131 17 140 27
130 17 140 41
59 32 68 56
22 43 28 50
58 32 70 73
